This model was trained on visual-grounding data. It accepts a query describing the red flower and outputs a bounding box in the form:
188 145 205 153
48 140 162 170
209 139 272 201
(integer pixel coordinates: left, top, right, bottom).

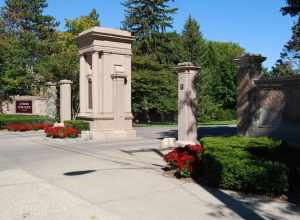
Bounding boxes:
163 143 205 178
176 154 194 170
7 123 52 132
187 144 205 154
45 126 79 138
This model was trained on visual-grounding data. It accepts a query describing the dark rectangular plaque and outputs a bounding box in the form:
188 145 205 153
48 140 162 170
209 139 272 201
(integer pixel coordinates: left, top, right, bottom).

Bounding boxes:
16 101 32 114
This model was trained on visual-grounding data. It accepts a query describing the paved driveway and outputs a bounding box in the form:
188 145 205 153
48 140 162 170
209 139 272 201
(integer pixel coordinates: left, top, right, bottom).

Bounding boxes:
0 127 299 220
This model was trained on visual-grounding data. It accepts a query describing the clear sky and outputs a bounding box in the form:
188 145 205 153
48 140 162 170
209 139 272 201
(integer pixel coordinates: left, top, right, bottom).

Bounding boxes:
0 0 296 69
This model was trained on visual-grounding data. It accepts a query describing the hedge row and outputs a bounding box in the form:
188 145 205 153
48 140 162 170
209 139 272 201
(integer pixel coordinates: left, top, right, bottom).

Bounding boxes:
199 136 289 196
0 114 54 129
64 120 90 132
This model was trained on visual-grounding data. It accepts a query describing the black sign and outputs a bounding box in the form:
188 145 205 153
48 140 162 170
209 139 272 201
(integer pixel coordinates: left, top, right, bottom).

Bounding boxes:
16 101 32 114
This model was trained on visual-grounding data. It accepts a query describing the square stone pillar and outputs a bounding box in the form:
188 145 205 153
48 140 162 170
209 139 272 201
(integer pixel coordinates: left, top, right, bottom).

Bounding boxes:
234 53 266 135
77 27 136 140
46 82 57 120
59 80 73 123
176 62 200 145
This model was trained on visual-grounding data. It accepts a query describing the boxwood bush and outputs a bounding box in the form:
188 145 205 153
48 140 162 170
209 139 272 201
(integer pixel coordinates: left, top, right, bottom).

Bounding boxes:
0 114 54 129
199 136 289 196
64 120 90 132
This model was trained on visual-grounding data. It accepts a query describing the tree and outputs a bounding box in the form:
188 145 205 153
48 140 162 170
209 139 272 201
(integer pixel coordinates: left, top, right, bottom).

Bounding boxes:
132 56 177 122
182 15 207 66
276 0 300 74
281 0 300 16
122 0 177 39
65 9 100 35
37 9 101 118
271 59 297 77
122 0 177 55
0 0 58 96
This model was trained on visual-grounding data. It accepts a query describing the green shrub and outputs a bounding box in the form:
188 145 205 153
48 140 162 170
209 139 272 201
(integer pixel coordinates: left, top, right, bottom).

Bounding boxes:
64 120 90 132
199 136 289 196
0 114 54 129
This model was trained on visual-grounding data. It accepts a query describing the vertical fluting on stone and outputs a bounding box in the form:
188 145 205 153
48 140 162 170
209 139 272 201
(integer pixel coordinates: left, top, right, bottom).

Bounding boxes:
176 62 200 145
46 82 57 120
234 54 266 135
59 80 73 123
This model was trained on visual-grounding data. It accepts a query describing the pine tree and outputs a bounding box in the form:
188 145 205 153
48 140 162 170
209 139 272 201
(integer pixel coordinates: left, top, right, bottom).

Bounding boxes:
122 0 177 40
182 15 207 66
0 0 58 95
1 0 57 39
281 0 300 16
277 0 300 73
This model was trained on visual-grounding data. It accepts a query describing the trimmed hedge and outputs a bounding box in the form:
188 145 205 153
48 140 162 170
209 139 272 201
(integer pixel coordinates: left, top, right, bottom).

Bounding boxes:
199 136 289 196
64 120 90 132
0 114 54 129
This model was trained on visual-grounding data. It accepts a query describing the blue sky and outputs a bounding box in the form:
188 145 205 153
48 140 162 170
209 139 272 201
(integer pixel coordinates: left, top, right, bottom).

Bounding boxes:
0 0 296 69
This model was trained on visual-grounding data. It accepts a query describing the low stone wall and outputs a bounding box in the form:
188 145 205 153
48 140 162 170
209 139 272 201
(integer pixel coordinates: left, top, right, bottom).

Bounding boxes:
2 96 48 116
235 54 300 144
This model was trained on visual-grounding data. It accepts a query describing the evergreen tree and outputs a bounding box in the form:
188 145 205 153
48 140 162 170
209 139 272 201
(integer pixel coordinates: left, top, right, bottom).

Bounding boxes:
122 0 177 55
0 0 58 95
281 0 300 16
277 0 300 73
182 15 207 66
1 0 57 38
122 0 177 39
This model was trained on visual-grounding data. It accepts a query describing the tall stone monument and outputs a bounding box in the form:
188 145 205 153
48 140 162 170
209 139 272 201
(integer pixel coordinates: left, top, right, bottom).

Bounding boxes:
77 27 136 139
176 62 200 145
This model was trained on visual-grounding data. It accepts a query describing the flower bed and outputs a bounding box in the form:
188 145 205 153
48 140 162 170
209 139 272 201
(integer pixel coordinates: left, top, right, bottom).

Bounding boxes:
164 144 205 177
44 126 79 138
0 114 54 130
6 123 51 132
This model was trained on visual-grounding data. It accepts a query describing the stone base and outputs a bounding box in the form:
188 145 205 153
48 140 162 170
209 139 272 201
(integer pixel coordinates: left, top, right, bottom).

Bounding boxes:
91 129 136 141
176 140 199 147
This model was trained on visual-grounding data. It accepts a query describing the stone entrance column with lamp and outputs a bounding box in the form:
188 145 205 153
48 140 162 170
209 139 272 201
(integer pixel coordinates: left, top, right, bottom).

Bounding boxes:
77 27 136 140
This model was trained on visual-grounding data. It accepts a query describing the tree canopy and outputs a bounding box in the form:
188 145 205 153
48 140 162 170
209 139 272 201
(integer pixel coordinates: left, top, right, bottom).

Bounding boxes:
0 0 245 123
272 0 300 76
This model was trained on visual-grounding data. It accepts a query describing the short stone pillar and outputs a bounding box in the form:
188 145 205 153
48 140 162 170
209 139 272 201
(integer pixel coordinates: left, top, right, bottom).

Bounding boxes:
59 80 73 123
176 62 200 145
46 82 57 120
77 27 136 139
234 54 266 135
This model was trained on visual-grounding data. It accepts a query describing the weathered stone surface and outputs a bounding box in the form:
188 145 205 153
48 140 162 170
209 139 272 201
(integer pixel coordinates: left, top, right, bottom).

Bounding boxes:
46 82 57 119
59 80 72 123
2 96 48 116
77 27 136 140
176 62 200 145
235 53 300 143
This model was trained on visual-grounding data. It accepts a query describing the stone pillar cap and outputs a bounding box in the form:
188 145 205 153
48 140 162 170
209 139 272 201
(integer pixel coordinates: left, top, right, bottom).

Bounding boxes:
59 80 73 85
77 27 134 44
46 82 57 86
176 62 200 72
234 53 266 66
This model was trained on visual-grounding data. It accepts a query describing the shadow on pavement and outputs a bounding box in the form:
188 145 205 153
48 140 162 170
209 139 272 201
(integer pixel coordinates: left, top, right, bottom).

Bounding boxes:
196 184 265 220
158 126 237 140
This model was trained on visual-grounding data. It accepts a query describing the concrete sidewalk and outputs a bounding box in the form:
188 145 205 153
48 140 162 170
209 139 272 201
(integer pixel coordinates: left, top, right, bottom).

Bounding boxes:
0 129 299 220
